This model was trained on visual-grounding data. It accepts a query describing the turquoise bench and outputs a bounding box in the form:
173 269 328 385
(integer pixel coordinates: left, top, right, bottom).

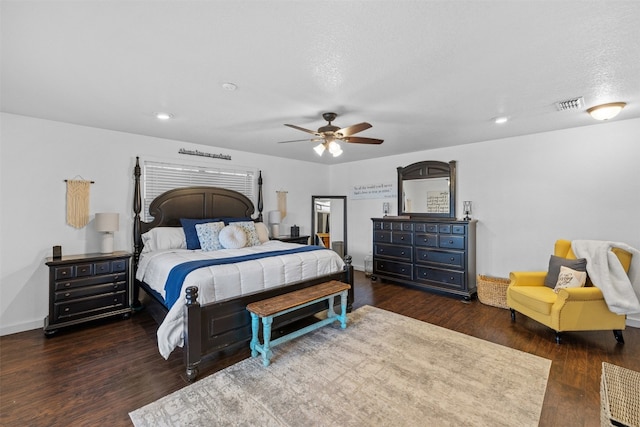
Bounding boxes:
247 280 351 367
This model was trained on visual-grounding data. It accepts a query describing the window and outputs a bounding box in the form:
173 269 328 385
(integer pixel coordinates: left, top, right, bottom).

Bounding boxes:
142 159 257 221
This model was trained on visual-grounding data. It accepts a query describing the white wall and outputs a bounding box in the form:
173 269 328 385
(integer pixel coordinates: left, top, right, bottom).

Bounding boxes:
2 113 639 334
0 113 329 334
329 118 640 326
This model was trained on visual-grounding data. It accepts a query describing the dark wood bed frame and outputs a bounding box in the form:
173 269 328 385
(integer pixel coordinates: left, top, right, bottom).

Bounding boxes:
131 157 354 380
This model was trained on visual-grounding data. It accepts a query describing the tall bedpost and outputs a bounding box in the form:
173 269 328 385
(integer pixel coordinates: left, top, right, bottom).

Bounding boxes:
184 286 202 382
132 156 142 310
257 170 263 222
343 255 354 312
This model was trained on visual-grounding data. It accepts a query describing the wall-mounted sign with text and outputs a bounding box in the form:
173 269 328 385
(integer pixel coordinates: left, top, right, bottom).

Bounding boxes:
351 183 396 200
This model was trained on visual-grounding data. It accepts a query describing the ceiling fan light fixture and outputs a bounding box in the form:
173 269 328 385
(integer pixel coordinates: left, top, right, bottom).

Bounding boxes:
313 143 326 156
331 145 343 157
587 102 626 120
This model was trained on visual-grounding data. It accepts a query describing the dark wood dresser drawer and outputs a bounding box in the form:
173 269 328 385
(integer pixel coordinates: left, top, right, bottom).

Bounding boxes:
54 281 127 302
415 267 464 290
374 259 412 280
375 243 413 262
373 230 392 243
415 233 438 247
415 248 464 269
439 235 465 250
391 232 413 245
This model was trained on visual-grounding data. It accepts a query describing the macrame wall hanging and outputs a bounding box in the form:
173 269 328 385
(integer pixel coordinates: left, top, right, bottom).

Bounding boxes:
277 190 288 220
65 179 93 228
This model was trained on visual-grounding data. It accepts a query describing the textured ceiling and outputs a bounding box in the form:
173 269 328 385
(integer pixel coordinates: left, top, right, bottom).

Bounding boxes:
2 1 639 164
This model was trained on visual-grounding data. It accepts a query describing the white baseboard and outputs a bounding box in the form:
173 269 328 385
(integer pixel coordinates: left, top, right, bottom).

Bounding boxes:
0 319 43 336
626 314 640 328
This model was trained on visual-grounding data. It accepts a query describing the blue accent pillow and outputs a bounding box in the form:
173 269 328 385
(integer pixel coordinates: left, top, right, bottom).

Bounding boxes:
180 217 253 249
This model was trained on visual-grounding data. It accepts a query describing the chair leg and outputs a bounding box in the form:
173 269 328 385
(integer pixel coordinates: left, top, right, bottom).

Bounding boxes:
555 332 562 344
510 308 516 322
613 330 625 344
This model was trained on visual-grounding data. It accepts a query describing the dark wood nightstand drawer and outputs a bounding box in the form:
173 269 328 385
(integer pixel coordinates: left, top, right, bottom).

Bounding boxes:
54 291 127 321
54 281 127 302
54 272 127 291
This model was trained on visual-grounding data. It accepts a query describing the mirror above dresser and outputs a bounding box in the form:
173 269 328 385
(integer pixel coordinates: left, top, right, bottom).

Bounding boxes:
397 160 456 218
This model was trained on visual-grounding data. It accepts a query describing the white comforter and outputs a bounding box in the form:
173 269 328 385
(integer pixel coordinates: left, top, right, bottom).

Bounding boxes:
136 241 346 358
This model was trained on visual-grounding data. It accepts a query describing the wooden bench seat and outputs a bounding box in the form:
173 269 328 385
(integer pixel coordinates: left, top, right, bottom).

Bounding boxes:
247 280 351 366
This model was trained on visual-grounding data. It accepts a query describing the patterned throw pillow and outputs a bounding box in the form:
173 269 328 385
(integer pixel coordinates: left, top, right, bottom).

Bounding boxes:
553 266 587 293
195 221 226 251
231 221 261 247
219 225 248 249
544 255 587 288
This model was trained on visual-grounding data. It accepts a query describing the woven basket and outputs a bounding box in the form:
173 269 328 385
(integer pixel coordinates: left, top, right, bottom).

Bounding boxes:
477 275 511 309
601 362 640 427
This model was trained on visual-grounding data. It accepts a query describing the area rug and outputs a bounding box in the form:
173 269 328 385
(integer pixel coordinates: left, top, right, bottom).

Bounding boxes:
130 305 551 426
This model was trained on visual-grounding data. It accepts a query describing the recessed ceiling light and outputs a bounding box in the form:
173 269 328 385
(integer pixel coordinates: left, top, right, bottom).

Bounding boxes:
494 116 509 124
155 112 173 120
221 82 237 91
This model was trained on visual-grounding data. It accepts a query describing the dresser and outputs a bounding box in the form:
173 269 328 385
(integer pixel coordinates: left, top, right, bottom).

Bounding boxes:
44 251 132 335
372 218 477 299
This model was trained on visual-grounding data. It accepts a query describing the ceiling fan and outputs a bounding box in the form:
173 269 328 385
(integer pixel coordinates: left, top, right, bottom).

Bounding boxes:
279 112 383 157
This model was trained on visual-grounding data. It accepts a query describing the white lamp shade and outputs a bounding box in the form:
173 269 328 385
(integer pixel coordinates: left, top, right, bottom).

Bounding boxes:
95 213 119 232
268 210 281 224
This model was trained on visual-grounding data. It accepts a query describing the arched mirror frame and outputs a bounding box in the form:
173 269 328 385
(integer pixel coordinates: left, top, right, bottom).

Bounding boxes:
397 160 456 218
311 195 347 256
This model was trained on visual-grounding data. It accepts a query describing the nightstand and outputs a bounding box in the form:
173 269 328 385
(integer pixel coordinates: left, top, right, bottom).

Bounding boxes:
271 235 310 245
44 251 132 336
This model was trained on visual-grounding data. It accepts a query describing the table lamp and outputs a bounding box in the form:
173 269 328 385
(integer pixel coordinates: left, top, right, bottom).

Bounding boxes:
268 210 281 238
95 212 119 253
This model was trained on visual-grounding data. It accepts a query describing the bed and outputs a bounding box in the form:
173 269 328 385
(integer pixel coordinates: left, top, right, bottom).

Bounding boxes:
131 157 354 380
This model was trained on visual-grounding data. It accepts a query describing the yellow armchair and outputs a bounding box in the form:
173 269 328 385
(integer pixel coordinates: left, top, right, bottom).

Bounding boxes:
507 239 630 343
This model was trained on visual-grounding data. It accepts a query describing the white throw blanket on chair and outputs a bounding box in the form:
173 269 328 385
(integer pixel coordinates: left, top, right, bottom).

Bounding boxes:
572 240 640 315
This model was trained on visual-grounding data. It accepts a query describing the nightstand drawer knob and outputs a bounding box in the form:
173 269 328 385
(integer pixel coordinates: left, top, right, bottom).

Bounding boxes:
64 308 70 312
64 283 71 288
65 293 70 297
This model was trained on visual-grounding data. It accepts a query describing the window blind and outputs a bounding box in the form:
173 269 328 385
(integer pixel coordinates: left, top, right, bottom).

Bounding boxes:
142 159 257 221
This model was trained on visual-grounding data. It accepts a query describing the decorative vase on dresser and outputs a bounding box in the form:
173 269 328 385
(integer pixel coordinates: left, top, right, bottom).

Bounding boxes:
371 218 477 300
43 251 132 335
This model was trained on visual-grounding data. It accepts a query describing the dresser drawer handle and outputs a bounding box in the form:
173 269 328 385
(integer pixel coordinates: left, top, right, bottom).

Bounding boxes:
400 251 405 255
450 257 455 261
64 308 70 312
448 240 454 244
64 283 71 288
113 284 119 289
64 292 71 297
61 271 68 276
400 236 405 240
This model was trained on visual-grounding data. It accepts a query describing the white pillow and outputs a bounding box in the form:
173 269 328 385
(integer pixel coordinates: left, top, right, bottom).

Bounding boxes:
141 227 186 253
554 266 587 293
195 221 226 251
254 222 269 243
219 225 248 249
231 221 261 246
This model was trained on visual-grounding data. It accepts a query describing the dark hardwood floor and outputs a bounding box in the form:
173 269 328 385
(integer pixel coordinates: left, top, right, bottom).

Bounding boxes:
1 271 638 426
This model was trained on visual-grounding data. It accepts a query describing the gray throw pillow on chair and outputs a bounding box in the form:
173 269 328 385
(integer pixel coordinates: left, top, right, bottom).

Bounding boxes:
544 255 587 288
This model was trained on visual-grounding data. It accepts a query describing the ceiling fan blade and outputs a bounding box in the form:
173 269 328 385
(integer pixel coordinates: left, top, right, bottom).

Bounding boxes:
337 122 372 136
284 124 320 135
342 136 384 144
277 138 323 144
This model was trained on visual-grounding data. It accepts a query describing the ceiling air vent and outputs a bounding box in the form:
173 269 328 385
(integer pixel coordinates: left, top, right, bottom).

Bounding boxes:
555 97 584 111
